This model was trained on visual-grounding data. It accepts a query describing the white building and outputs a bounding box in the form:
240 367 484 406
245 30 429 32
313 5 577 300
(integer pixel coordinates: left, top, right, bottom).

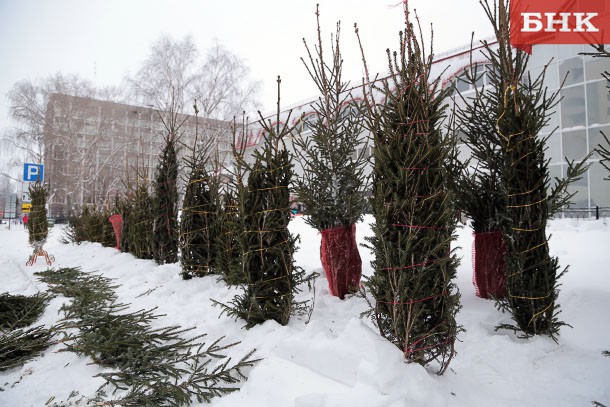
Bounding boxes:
250 41 610 212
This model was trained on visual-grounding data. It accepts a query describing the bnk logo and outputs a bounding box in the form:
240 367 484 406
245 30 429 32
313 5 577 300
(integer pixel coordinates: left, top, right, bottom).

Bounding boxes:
521 12 598 33
510 0 610 53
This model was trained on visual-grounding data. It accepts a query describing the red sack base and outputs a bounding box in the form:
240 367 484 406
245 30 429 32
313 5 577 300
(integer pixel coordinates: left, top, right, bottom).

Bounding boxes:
472 231 507 299
108 214 124 250
320 224 362 299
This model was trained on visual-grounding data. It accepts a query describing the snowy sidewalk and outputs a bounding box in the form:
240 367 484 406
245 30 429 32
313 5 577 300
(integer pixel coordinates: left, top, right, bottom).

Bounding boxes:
1 217 609 406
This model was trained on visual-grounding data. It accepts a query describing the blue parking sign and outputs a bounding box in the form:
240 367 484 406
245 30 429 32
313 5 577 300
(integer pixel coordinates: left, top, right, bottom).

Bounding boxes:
23 163 44 182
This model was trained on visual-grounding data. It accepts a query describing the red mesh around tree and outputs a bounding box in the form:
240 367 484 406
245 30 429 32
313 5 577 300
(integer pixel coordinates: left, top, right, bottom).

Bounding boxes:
108 214 123 250
320 224 362 299
472 231 507 299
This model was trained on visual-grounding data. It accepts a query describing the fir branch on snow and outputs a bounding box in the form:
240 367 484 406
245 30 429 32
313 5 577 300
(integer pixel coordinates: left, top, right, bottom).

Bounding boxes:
0 292 51 331
0 326 55 372
35 267 258 405
0 292 55 372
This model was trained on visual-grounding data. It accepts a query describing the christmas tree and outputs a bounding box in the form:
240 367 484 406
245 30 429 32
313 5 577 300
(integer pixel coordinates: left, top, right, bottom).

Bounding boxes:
584 46 610 180
479 0 586 337
219 78 312 327
27 182 49 246
293 5 368 299
180 101 219 279
215 187 242 284
153 132 179 264
120 174 155 260
452 56 511 299
358 4 461 374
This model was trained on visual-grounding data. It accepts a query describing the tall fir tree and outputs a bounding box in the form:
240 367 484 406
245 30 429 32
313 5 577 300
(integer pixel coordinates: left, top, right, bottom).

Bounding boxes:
153 132 180 265
180 100 219 279
479 0 587 337
357 4 461 374
292 5 368 299
218 77 312 328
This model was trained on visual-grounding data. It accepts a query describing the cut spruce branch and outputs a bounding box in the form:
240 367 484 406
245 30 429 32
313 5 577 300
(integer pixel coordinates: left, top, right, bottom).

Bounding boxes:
0 292 51 331
0 292 54 372
0 326 55 372
35 267 258 405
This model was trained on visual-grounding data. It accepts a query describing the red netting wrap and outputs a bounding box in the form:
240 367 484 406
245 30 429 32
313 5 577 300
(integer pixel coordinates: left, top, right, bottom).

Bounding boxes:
472 231 507 299
320 224 362 299
108 214 123 250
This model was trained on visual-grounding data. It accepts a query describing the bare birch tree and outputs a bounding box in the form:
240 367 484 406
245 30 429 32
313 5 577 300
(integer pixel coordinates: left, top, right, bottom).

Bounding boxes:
129 35 261 121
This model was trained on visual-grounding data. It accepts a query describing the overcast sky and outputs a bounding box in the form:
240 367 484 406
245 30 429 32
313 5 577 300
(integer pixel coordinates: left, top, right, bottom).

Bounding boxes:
0 0 493 126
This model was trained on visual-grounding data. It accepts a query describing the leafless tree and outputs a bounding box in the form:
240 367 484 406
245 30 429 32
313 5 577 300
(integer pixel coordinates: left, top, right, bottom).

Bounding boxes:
5 73 130 215
190 41 261 120
6 73 123 164
46 94 136 212
129 35 199 115
128 35 261 121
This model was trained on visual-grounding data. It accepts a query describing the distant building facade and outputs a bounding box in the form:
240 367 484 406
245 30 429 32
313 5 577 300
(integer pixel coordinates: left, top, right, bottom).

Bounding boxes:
44 94 235 218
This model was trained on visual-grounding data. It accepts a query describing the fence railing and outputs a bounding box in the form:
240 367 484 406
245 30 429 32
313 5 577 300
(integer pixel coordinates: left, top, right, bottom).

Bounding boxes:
553 206 610 220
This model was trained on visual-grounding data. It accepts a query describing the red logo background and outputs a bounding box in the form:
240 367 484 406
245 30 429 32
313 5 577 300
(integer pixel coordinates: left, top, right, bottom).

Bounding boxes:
510 0 610 53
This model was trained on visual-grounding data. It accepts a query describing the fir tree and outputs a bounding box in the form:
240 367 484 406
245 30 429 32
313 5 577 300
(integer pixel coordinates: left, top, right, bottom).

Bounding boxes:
293 5 368 298
215 188 242 284
154 132 180 264
120 176 155 260
479 1 587 337
219 78 313 327
27 181 49 246
357 4 461 374
453 67 507 234
180 100 219 279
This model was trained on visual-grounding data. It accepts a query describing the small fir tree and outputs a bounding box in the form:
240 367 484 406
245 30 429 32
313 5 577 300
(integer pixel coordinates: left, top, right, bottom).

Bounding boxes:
216 116 250 286
120 176 155 260
180 101 219 279
293 5 368 298
62 205 116 247
27 182 49 246
153 132 180 264
357 4 461 374
219 77 312 327
215 188 242 284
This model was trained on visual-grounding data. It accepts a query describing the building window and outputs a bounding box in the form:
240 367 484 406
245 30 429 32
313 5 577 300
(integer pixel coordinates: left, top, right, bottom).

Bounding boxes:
586 81 610 126
564 163 589 207
589 162 610 207
562 129 587 161
546 132 562 164
559 57 584 86
561 85 586 129
588 126 610 159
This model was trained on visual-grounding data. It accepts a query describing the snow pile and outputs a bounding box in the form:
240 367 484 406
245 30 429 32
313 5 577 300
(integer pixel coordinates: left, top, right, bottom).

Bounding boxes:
1 216 609 406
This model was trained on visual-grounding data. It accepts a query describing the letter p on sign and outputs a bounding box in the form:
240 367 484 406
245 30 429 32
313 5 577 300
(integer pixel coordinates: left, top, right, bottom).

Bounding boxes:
510 0 610 53
23 163 44 182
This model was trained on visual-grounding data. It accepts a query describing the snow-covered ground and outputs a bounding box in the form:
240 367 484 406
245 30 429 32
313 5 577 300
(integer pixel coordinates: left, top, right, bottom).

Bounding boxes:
1 215 609 406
